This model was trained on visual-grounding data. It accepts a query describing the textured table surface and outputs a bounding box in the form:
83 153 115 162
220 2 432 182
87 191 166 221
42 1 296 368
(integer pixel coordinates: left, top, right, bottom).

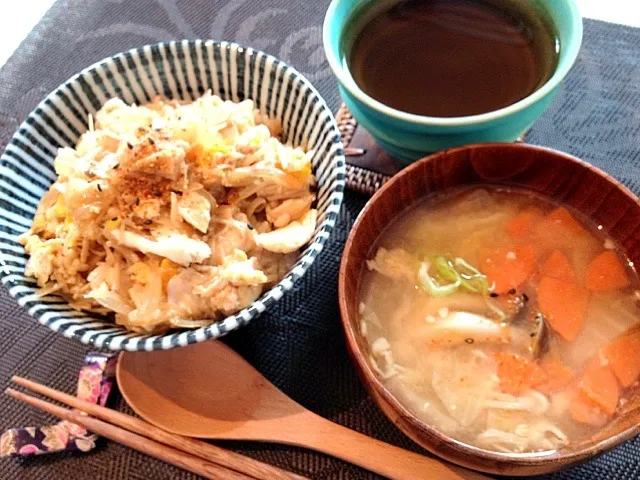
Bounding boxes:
1 0 640 67
0 1 639 479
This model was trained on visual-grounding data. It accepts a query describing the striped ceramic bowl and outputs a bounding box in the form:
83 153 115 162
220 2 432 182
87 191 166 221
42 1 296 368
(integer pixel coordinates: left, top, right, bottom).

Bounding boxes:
0 40 345 351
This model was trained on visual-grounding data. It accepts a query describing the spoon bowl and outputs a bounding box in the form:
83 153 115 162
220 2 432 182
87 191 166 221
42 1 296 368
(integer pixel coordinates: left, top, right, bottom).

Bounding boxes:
117 340 488 480
117 339 307 439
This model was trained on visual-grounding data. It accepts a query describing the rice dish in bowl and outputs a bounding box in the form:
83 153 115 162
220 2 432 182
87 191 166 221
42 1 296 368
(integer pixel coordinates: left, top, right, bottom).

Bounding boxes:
20 93 318 334
0 40 345 350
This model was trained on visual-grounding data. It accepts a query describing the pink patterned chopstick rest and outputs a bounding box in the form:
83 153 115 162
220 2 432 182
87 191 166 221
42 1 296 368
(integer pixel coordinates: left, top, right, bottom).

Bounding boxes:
1 352 117 456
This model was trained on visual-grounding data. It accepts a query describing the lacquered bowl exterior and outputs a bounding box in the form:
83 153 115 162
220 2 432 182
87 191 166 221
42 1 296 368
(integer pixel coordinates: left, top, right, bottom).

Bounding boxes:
338 143 640 475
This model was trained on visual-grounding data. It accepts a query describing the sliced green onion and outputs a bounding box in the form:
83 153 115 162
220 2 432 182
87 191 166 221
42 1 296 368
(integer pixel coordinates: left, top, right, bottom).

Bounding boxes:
459 277 479 291
417 255 489 297
454 257 482 275
418 261 461 297
461 276 490 294
460 278 482 293
434 256 460 283
454 257 490 294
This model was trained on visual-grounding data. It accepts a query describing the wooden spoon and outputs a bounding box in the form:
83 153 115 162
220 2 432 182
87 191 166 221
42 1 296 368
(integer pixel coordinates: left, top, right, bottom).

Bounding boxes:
117 341 487 480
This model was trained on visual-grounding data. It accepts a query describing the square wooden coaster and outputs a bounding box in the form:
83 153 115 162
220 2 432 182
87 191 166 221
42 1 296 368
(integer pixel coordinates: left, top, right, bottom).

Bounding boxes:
337 104 526 195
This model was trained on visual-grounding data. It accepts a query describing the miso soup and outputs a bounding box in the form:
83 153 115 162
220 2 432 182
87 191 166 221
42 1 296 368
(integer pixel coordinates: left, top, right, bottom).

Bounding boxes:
359 187 640 453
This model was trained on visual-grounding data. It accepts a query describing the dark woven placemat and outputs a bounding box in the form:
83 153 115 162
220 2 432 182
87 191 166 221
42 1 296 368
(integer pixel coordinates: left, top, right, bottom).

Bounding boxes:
1 1 639 479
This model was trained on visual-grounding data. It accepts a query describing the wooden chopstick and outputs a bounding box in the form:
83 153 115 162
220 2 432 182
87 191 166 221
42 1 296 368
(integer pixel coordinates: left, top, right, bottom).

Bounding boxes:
5 387 249 480
9 376 307 480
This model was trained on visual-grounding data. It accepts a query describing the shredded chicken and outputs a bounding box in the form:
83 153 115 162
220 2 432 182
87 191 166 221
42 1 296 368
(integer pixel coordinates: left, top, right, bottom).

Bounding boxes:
254 209 317 254
178 190 212 233
110 230 212 266
20 92 316 332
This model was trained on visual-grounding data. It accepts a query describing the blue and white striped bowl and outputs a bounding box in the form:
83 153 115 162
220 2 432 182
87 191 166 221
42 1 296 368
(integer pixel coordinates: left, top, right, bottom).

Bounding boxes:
0 40 345 351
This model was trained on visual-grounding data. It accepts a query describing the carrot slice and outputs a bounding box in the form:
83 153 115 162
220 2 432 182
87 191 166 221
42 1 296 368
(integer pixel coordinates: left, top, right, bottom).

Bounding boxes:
569 389 610 426
480 245 536 294
534 357 574 394
506 208 543 239
540 250 575 282
538 276 589 342
584 250 630 292
578 358 620 415
601 329 640 387
493 352 547 395
544 207 588 235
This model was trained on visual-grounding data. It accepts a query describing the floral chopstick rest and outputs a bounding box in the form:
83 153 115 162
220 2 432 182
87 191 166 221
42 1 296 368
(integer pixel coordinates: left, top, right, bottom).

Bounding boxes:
0 352 117 457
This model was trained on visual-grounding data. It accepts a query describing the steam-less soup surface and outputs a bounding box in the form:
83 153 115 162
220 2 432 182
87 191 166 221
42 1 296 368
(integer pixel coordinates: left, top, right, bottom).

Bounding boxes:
360 187 639 453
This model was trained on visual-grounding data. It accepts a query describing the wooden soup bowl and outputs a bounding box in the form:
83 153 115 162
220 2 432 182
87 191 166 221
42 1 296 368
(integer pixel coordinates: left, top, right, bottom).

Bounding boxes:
338 143 640 476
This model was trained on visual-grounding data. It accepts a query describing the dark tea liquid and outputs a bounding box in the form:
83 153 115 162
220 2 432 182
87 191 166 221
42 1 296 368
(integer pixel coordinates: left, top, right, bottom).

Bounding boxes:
347 0 559 117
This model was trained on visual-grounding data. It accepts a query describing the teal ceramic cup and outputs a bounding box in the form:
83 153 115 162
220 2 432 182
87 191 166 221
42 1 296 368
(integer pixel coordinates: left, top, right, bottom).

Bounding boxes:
323 0 583 162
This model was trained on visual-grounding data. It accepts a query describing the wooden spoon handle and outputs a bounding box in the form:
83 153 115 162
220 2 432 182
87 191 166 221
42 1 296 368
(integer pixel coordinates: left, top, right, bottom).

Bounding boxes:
290 414 489 480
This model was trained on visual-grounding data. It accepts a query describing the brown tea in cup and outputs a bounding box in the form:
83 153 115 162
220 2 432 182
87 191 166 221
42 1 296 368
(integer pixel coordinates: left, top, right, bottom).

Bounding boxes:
348 0 559 117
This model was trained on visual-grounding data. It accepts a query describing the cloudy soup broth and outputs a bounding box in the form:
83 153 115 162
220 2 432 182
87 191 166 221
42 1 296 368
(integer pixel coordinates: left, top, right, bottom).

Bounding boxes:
359 187 640 453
